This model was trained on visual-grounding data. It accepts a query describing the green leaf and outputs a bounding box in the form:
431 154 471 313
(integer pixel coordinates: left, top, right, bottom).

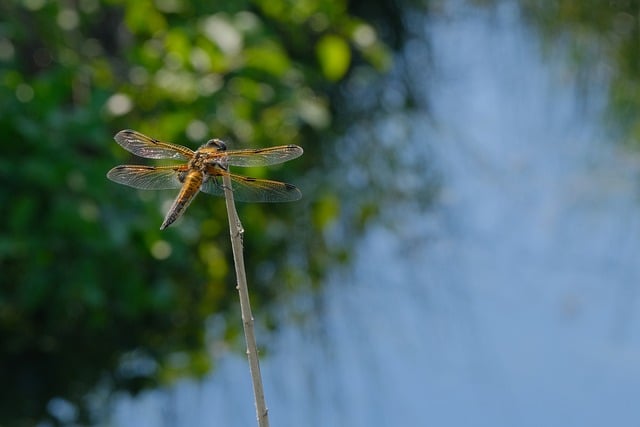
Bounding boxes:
316 34 351 81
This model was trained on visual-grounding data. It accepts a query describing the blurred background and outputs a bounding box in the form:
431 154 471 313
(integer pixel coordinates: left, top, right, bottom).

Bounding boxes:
2 0 640 426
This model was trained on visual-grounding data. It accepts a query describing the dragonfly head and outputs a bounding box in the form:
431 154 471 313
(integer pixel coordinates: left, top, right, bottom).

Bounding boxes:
205 138 227 152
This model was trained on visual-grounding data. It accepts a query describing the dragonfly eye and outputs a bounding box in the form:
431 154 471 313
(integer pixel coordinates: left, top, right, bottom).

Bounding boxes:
206 138 227 151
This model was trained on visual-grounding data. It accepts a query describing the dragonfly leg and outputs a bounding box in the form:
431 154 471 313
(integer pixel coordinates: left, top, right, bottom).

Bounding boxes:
204 158 229 172
217 175 233 192
205 174 233 192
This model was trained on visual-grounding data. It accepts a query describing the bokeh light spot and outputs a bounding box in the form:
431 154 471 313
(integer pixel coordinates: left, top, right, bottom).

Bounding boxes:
16 83 34 103
187 120 208 142
202 15 242 56
151 240 172 260
106 93 133 116
57 9 80 31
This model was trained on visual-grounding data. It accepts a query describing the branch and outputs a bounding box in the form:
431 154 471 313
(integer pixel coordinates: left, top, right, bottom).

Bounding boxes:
222 173 270 427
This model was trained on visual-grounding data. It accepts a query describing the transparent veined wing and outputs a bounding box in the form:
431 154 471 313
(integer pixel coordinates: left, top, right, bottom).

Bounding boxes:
200 170 302 202
207 145 304 167
114 130 194 160
107 165 185 190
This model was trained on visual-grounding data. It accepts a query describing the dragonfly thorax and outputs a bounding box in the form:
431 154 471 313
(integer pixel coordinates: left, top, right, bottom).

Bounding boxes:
188 151 212 171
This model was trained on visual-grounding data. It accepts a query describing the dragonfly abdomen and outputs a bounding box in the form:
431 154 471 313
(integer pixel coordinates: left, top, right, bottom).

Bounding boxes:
160 171 203 230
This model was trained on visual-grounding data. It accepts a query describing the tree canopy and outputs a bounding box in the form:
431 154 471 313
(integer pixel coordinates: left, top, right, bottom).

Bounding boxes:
0 0 414 425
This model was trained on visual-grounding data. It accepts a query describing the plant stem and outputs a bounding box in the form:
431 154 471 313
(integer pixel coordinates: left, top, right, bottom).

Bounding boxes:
222 173 270 427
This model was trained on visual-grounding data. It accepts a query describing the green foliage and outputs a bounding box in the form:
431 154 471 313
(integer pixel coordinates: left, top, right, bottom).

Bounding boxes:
316 34 352 80
0 0 407 425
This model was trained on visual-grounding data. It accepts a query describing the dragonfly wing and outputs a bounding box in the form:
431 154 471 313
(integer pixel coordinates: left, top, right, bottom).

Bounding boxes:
114 130 193 160
107 165 184 190
215 145 304 167
200 171 302 202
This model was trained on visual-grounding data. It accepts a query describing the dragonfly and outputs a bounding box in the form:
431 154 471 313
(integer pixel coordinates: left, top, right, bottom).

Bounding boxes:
107 130 303 230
